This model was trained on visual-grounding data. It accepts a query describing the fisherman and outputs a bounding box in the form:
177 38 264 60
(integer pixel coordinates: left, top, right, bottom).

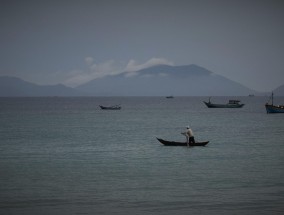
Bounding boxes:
182 126 195 145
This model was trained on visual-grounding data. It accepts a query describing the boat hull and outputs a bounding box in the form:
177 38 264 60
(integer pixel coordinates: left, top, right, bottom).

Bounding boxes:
99 105 121 110
157 138 209 146
265 104 284 113
204 102 244 108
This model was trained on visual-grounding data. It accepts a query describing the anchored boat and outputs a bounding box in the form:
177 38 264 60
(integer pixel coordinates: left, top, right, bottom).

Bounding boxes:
265 92 284 114
99 105 121 110
203 97 244 108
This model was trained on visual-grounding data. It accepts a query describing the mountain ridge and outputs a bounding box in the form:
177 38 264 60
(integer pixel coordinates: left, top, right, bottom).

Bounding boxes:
0 64 282 96
0 76 85 97
274 84 284 95
77 64 258 96
121 64 212 78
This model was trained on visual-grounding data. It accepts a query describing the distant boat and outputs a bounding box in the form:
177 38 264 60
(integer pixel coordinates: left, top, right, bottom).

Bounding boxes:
99 105 121 110
157 138 209 146
166 96 174 99
249 94 255 97
265 92 284 114
203 97 244 108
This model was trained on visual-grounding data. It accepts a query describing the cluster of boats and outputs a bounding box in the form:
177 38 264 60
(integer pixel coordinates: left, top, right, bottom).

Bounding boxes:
203 93 284 114
99 93 283 113
162 92 283 147
99 93 283 147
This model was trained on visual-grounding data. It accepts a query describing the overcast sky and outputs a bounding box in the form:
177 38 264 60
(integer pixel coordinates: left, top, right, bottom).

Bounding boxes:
1 0 284 91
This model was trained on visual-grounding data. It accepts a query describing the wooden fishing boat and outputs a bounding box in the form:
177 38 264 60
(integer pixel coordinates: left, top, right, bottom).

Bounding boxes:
99 105 121 110
156 138 209 146
265 92 284 114
204 97 244 108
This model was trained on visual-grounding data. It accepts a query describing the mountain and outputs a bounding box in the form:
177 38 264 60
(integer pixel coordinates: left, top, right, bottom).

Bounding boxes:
77 64 258 96
274 84 284 96
0 76 85 97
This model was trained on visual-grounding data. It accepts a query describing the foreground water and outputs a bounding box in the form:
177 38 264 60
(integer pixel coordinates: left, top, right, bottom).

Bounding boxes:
0 97 283 215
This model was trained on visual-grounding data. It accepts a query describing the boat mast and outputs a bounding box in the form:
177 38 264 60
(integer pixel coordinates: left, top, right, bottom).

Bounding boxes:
272 92 274 106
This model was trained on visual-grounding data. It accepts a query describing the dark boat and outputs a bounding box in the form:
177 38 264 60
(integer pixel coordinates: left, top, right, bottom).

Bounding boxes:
156 138 209 146
265 92 284 114
166 96 174 99
204 97 244 108
99 105 121 110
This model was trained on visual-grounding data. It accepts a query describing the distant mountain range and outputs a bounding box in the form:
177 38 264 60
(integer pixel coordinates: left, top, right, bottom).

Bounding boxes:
0 64 283 96
76 64 259 96
0 76 85 97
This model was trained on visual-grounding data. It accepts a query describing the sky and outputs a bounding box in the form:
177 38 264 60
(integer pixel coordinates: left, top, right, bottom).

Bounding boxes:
1 0 284 92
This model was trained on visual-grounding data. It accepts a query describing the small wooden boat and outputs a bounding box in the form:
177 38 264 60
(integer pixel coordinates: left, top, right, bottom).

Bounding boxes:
204 97 244 108
166 96 174 99
99 105 121 110
157 138 209 146
265 92 284 114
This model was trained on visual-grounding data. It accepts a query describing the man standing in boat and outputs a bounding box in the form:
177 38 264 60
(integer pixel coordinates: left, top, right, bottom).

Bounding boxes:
182 126 195 145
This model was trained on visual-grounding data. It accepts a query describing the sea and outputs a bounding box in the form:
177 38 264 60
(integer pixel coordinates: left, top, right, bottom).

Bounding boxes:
0 96 283 215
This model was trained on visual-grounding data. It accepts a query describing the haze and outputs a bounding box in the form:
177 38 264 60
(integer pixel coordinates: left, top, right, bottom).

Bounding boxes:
1 0 284 92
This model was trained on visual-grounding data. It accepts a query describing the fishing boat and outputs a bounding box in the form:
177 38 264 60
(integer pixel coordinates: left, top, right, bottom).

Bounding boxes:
156 138 209 146
265 92 284 114
166 96 174 99
203 97 244 108
99 105 121 110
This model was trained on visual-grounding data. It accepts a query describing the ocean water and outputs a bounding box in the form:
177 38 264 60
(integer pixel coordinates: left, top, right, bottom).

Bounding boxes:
0 96 283 215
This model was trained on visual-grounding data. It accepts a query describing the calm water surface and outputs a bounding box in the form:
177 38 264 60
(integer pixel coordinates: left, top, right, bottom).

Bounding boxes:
0 97 283 215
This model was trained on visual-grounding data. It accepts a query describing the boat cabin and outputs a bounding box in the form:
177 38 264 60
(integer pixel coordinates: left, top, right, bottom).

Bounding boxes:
228 100 241 104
